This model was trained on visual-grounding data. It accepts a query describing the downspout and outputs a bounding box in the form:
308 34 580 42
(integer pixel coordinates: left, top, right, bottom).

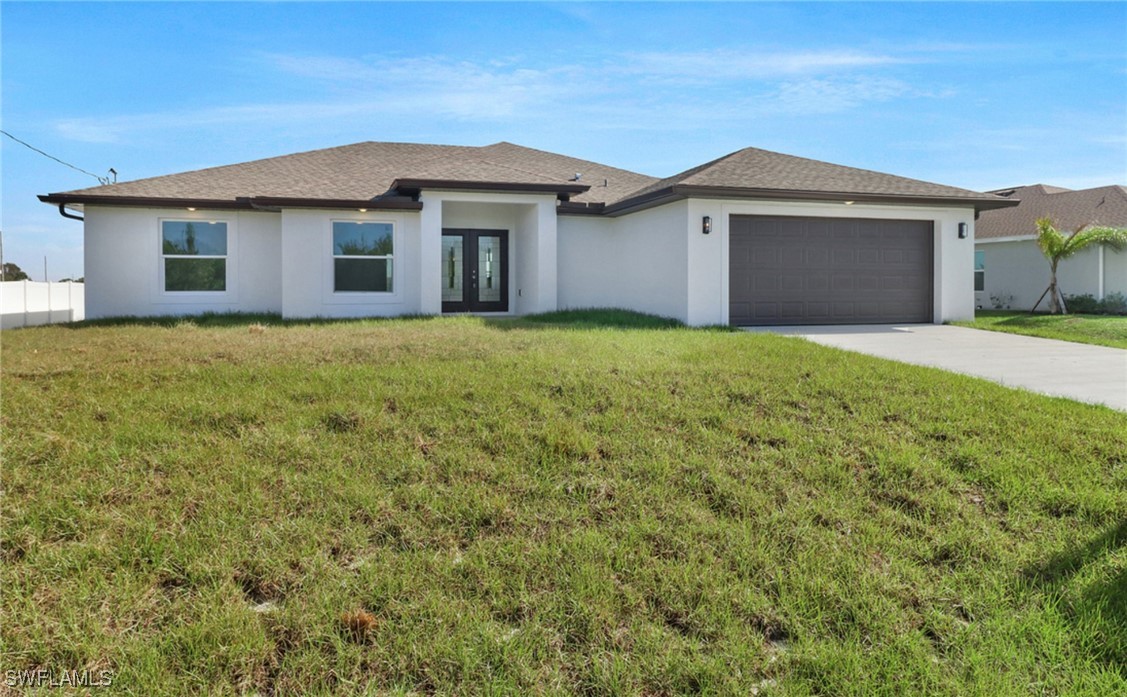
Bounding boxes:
56 203 84 221
1098 245 1105 301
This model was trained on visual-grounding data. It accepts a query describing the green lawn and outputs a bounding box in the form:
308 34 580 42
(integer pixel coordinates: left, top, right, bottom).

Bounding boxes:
953 311 1127 349
3 311 1125 695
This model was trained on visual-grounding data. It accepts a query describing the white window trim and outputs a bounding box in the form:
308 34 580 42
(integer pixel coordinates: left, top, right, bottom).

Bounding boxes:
323 218 402 305
156 216 239 304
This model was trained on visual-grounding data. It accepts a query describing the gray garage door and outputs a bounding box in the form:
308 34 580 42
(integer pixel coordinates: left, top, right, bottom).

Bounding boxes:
729 215 933 326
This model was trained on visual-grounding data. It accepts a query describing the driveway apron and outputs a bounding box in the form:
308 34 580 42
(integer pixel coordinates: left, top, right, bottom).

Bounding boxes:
743 324 1127 412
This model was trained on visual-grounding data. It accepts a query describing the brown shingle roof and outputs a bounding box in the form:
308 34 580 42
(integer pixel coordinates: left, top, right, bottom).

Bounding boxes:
610 146 1013 211
41 140 1013 213
976 184 1127 239
46 141 657 207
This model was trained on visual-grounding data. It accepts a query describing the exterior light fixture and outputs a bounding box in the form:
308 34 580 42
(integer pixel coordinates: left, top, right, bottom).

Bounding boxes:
358 208 368 212
702 216 712 235
958 222 968 239
843 201 855 205
186 207 197 211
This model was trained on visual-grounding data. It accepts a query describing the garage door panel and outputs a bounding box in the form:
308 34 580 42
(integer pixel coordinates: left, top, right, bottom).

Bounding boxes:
856 275 880 291
729 215 933 326
755 302 780 318
805 248 829 265
781 275 804 292
806 302 830 318
806 275 829 291
781 247 804 266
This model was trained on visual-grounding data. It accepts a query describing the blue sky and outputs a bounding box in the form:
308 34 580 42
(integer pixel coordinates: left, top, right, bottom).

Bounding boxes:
2 2 1125 280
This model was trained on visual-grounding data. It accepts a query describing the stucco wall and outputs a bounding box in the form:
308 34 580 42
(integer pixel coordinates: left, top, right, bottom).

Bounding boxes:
560 198 975 326
687 199 977 325
279 208 421 318
557 201 690 322
418 192 557 316
975 239 1126 310
82 197 985 325
83 206 281 319
441 200 526 314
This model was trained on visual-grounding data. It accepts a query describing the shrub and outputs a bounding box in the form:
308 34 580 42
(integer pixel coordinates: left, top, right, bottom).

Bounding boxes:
1064 294 1101 314
1064 292 1127 315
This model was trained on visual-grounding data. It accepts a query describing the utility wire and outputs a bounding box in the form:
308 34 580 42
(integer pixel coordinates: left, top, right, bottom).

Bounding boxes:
1 129 113 184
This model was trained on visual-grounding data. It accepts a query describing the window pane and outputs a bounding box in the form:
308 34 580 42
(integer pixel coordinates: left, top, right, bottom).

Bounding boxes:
334 258 392 292
442 235 463 302
333 222 393 256
974 250 985 271
974 271 984 292
163 221 227 255
166 258 226 291
478 235 502 303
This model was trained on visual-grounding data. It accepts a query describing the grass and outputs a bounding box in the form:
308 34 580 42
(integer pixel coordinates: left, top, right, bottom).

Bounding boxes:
953 311 1127 349
2 310 1125 695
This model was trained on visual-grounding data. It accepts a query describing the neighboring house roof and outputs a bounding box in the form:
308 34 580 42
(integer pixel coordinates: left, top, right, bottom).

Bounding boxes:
39 140 1016 214
976 184 1127 240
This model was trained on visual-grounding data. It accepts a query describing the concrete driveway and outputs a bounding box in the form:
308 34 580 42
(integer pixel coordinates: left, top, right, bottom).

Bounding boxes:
743 324 1127 411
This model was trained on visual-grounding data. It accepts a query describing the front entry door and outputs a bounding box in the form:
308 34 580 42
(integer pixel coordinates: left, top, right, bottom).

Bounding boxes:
441 229 509 313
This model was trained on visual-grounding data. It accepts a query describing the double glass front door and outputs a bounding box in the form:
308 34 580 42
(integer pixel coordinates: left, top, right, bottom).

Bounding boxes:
441 229 508 313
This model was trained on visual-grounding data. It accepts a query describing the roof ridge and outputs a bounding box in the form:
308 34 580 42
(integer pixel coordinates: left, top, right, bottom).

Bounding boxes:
480 141 656 179
612 148 750 202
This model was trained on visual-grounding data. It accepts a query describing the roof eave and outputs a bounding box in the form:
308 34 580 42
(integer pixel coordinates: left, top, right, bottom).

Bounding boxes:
37 193 423 211
601 185 1019 217
391 178 590 200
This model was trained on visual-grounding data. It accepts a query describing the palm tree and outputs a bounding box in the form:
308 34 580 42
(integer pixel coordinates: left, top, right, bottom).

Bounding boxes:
1035 217 1127 314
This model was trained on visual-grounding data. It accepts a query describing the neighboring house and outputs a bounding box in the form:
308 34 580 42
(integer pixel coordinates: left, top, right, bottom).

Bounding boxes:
39 141 1013 326
975 184 1127 310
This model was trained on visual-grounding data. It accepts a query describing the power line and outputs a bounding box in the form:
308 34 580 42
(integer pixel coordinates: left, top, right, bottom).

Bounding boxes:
1 129 114 185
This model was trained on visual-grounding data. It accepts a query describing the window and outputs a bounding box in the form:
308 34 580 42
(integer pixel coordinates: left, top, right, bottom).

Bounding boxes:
162 221 227 292
974 250 985 291
332 222 393 292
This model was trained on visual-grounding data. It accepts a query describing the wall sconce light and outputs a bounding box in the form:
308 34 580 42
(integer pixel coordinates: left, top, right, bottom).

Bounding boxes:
186 207 196 211
843 200 855 205
958 222 968 239
358 208 368 213
702 216 712 235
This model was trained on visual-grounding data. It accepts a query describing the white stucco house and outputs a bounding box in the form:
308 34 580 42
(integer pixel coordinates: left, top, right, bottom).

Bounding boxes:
40 141 1015 326
974 184 1127 310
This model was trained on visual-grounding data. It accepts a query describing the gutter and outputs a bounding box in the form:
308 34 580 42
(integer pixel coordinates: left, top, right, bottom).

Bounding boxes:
55 202 84 221
391 178 589 200
973 234 1037 244
597 185 1021 217
37 193 424 212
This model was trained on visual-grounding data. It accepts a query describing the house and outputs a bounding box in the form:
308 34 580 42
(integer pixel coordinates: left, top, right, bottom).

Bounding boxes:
38 141 1015 326
974 184 1127 310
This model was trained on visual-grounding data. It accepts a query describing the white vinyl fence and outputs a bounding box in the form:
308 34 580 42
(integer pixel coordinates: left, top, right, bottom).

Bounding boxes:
1 281 85 329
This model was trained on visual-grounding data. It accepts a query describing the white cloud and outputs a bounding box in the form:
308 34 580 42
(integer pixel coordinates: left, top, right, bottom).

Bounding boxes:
51 47 952 143
619 49 905 83
770 76 914 113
